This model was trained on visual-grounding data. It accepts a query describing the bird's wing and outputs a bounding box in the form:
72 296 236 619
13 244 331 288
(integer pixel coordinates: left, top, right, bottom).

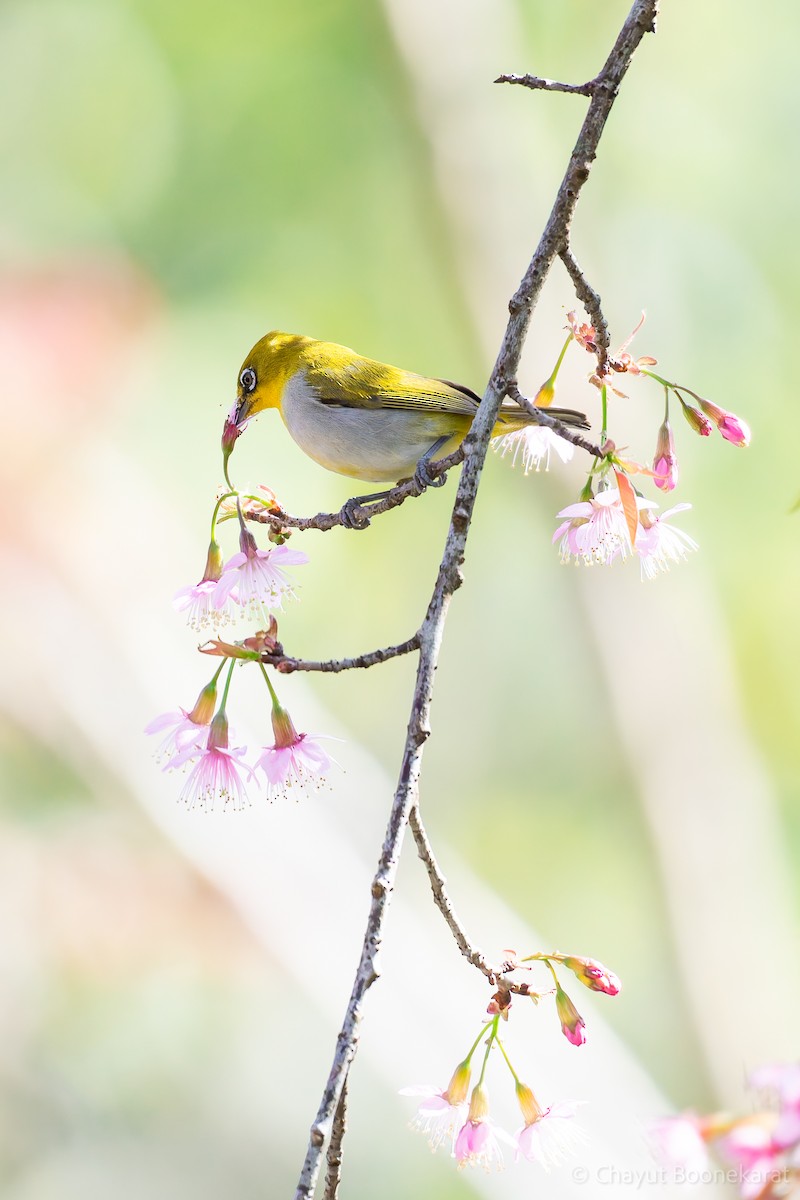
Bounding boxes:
303 345 481 416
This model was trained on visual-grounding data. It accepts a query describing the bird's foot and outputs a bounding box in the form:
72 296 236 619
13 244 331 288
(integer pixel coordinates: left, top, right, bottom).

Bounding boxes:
414 460 447 491
339 497 372 530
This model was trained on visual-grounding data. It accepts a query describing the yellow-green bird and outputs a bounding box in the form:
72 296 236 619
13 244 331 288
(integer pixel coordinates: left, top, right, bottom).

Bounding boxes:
230 331 587 487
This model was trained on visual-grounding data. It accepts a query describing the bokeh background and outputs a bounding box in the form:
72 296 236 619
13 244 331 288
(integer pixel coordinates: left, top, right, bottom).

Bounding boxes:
1 1 798 1197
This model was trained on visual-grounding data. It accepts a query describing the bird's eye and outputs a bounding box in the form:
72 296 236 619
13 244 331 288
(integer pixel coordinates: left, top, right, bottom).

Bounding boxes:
240 367 257 393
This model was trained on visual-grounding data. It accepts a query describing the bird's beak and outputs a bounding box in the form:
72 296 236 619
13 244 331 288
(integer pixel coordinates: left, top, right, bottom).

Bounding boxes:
231 396 251 428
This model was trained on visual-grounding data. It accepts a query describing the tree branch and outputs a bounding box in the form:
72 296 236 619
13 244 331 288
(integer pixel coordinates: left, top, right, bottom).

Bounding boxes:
408 803 533 996
506 385 605 458
495 72 597 97
322 1075 348 1200
293 4 659 1196
560 245 611 371
265 635 420 675
247 447 465 535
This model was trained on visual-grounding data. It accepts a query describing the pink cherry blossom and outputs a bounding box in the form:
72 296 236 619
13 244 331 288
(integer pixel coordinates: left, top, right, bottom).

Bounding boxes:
635 504 698 580
400 1085 468 1154
255 734 334 799
145 709 209 764
214 538 308 624
174 578 239 632
648 1115 711 1174
552 486 643 566
494 426 575 474
718 1119 787 1200
749 1064 800 1113
454 1117 513 1170
515 1101 585 1170
172 713 252 812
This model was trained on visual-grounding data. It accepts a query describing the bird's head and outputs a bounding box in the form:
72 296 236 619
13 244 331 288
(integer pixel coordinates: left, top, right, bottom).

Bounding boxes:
231 331 311 427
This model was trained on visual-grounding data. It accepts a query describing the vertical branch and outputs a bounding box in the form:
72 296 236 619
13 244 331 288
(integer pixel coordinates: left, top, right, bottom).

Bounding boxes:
293 3 659 1196
323 1074 348 1200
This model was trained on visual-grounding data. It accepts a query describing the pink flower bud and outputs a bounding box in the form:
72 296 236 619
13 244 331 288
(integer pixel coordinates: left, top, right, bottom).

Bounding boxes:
698 399 751 447
680 402 713 437
652 420 679 492
221 416 241 456
555 985 586 1046
561 955 621 996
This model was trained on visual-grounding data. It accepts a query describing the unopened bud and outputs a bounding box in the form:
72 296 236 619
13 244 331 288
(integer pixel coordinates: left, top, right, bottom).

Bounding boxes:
697 398 751 447
443 1060 472 1106
561 955 621 996
680 401 713 437
555 984 586 1046
652 420 679 492
221 416 241 458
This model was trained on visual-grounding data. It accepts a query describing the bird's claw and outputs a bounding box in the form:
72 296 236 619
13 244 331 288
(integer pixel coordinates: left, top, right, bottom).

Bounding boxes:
414 460 447 491
339 498 371 530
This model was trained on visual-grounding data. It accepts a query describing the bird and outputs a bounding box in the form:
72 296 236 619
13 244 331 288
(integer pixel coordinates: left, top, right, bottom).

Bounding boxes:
229 331 588 491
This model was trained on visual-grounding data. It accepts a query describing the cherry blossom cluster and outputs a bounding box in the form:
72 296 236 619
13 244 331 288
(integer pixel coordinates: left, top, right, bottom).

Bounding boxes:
651 1063 800 1200
149 482 334 808
402 951 620 1171
495 311 750 579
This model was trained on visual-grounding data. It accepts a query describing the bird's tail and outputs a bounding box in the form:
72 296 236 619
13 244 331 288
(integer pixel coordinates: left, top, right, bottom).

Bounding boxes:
495 403 590 433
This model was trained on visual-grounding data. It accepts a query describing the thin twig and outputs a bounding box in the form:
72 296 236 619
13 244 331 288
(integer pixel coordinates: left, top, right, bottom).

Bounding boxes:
495 73 597 97
248 447 465 535
293 4 658 1197
323 1074 348 1200
560 245 611 371
408 804 533 996
506 385 604 458
265 635 420 675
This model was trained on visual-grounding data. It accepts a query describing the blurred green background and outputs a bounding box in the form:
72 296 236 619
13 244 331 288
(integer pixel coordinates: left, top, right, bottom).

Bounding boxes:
1 0 798 1197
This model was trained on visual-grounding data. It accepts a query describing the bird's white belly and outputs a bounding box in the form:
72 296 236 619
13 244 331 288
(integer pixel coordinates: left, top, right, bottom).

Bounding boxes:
279 372 460 483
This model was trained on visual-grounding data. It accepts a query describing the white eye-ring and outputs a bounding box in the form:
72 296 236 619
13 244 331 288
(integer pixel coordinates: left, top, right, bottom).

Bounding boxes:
240 367 257 393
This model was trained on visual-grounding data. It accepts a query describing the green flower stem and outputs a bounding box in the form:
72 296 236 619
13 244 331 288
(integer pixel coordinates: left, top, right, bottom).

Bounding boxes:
208 659 227 687
210 491 236 542
543 959 560 989
258 661 281 710
663 385 670 421
477 1016 499 1086
600 384 608 443
463 1021 494 1066
548 334 573 387
494 1036 521 1085
641 369 707 409
218 660 235 715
